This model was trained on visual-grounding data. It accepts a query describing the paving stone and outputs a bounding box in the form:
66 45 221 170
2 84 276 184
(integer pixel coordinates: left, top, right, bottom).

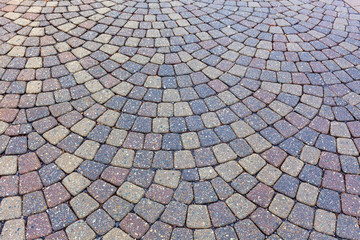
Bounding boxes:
18 152 41 174
111 148 135 168
117 182 145 203
346 174 360 195
161 201 187 227
269 193 294 218
0 196 21 221
174 150 196 169
120 213 150 239
103 228 133 240
194 148 217 167
103 196 133 222
274 174 299 198
277 222 309 240
47 203 77 231
309 231 337 240
211 177 234 200
77 160 106 181
19 171 43 195
296 183 319 206
26 212 52 239
336 214 360 239
36 144 63 164
142 221 172 240
299 164 322 186
234 219 264 240
86 209 115 235
261 147 287 167
154 170 181 189
62 172 91 196
0 219 25 240
55 153 83 174
317 188 341 213
145 184 173 204
300 145 321 165
5 136 27 155
174 181 194 204
341 193 360 217
322 170 345 192
215 226 238 240
288 203 315 230
39 163 66 186
87 179 116 203
247 183 275 208
250 208 281 235
171 228 193 240
314 209 336 236
226 194 256 219
66 220 96 240
186 205 211 229
0 156 17 175
134 198 165 223
239 154 266 175
212 143 237 163
70 193 99 219
193 181 218 204
182 169 200 182
44 183 71 208
231 173 258 194
256 164 281 186
128 169 155 188
208 202 236 227
0 175 18 197
193 229 216 240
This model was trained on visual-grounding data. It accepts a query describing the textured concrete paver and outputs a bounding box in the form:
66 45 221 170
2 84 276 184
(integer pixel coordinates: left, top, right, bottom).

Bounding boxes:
1 0 360 238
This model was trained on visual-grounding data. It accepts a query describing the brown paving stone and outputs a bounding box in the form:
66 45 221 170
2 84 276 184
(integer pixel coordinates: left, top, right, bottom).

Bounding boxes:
44 183 71 208
18 152 41 174
341 193 360 217
19 171 43 195
247 183 275 208
309 117 330 134
26 212 52 240
208 201 236 227
120 213 150 239
261 147 287 167
322 170 345 192
101 166 129 186
318 152 340 171
145 184 174 204
346 174 360 195
0 108 19 122
142 221 172 240
0 175 18 197
44 231 68 240
87 179 116 203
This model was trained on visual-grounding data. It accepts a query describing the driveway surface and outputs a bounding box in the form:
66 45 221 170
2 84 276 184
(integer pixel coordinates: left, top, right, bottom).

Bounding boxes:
1 0 360 239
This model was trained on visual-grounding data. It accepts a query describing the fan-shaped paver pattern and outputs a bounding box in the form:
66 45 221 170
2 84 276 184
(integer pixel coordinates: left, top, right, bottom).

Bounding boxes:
1 0 360 239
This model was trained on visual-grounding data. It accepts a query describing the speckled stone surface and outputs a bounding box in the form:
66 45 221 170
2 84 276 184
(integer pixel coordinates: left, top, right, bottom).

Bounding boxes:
1 0 360 239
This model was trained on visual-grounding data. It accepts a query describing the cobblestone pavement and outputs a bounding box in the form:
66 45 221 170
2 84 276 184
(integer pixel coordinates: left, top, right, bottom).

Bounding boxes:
1 0 360 239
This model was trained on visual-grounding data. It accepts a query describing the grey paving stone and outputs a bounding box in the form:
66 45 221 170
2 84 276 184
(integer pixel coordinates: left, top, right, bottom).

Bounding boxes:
47 203 77 231
86 209 115 235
